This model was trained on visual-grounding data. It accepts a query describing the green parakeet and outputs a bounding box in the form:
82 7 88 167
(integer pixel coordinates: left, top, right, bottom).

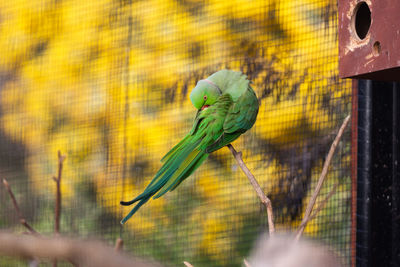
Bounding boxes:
120 69 259 224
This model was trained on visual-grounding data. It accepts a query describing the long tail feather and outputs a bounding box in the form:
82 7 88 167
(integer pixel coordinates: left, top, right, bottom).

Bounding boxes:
120 136 205 223
120 138 198 205
153 149 206 199
169 153 208 191
120 197 150 224
160 135 190 162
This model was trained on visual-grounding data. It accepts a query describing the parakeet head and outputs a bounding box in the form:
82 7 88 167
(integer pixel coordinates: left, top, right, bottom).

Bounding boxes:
190 79 222 110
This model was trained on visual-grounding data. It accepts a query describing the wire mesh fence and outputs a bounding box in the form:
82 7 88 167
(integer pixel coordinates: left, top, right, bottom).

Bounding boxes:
0 0 351 266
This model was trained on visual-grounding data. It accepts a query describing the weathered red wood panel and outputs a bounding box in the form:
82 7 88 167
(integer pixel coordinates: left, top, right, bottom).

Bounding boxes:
339 0 400 80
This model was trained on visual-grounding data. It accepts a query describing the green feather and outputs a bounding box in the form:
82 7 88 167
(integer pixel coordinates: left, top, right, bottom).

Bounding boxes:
208 70 249 101
120 70 259 224
205 132 242 153
161 134 190 162
153 149 206 199
120 138 200 206
120 197 150 224
169 153 208 191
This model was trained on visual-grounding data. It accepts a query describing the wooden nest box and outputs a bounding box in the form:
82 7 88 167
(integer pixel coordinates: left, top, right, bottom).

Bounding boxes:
338 0 400 81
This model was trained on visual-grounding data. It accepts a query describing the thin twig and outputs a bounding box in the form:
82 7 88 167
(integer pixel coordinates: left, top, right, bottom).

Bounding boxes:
295 115 350 241
183 261 194 267
54 151 66 235
228 144 275 236
53 151 66 267
297 182 339 230
115 238 124 252
0 231 164 267
2 179 39 235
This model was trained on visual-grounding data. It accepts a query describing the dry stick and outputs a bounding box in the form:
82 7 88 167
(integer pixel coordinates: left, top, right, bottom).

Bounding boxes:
227 144 275 235
0 231 164 267
53 151 66 235
183 261 194 267
115 238 124 252
3 178 41 265
2 179 39 235
295 115 350 241
52 151 66 267
297 182 339 230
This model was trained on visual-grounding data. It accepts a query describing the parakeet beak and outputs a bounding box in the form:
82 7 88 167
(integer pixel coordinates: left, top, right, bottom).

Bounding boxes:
201 105 210 110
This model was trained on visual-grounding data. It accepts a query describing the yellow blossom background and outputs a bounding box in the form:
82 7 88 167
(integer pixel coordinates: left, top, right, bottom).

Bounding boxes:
0 0 351 266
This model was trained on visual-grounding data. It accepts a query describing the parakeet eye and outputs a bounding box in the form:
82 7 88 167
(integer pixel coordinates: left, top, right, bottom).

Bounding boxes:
203 95 207 100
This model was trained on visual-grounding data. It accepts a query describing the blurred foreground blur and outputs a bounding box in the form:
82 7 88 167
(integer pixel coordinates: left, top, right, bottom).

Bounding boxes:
249 234 344 267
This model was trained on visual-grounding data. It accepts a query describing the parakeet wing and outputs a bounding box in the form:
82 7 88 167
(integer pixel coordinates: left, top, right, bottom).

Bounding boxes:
154 94 233 197
206 86 259 153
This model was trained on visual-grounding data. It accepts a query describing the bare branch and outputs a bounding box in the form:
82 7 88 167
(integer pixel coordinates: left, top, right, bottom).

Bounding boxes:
2 179 39 236
183 261 194 267
52 151 66 267
297 182 339 230
115 238 124 252
295 115 350 240
54 151 66 236
227 144 275 236
0 231 164 267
